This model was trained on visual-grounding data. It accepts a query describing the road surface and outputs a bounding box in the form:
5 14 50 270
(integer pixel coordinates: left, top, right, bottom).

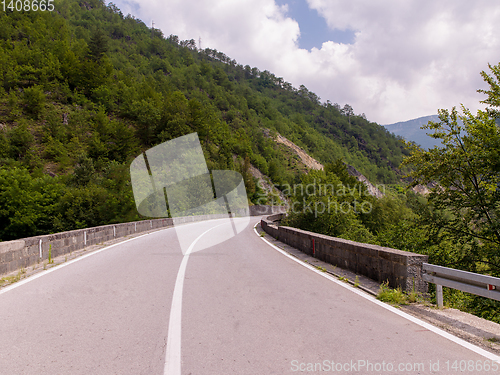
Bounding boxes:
0 217 498 374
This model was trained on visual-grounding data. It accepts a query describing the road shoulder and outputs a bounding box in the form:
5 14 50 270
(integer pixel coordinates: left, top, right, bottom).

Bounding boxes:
255 222 500 356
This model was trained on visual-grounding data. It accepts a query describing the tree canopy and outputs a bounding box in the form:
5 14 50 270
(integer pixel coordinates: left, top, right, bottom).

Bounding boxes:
403 63 500 275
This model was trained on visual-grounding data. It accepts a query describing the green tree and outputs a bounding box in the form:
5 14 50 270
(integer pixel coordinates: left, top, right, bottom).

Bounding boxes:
71 155 95 187
0 168 64 240
324 159 359 188
283 169 376 244
87 29 108 62
8 121 34 160
241 155 255 196
342 104 354 124
22 85 46 119
478 62 500 118
403 64 500 275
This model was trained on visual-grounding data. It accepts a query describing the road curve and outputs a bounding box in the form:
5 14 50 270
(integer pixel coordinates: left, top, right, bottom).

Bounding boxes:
0 217 498 374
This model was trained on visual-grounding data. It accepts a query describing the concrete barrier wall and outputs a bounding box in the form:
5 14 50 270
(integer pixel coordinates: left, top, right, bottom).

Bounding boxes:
0 205 284 276
0 217 179 276
261 214 428 293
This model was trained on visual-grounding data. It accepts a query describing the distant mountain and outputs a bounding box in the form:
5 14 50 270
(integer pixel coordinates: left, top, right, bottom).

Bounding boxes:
383 115 442 149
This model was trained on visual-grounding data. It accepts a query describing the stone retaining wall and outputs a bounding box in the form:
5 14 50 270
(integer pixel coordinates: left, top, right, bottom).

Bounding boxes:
261 214 428 293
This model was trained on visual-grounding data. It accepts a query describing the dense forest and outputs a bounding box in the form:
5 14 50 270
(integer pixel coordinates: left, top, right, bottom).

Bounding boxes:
0 0 409 241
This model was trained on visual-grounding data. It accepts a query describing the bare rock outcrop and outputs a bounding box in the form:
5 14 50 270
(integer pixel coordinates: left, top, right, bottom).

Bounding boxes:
346 165 385 199
265 130 385 198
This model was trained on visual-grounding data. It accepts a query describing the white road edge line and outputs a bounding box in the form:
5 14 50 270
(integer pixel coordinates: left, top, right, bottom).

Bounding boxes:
164 221 229 375
0 219 226 296
0 230 161 296
254 224 500 363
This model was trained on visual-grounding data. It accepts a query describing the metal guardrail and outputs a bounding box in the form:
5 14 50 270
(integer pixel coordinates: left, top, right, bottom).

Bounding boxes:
422 263 500 308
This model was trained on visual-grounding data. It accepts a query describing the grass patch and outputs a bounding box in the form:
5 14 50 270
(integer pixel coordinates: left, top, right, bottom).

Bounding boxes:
407 290 419 303
0 268 26 287
354 275 360 288
377 281 410 305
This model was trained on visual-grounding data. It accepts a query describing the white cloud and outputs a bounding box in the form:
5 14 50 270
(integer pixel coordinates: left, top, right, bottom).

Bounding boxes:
307 0 500 122
115 0 500 124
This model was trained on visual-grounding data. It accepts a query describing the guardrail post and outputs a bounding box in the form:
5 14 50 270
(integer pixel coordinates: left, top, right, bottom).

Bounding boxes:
436 284 443 308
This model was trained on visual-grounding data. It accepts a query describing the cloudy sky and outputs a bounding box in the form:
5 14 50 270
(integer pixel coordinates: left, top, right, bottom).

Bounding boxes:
113 0 500 124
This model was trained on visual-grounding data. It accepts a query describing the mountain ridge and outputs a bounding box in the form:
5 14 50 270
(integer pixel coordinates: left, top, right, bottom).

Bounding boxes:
383 115 441 149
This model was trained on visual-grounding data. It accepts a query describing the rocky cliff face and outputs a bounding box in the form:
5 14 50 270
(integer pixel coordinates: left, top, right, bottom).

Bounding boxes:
274 134 324 170
345 165 385 199
266 130 385 198
248 163 288 203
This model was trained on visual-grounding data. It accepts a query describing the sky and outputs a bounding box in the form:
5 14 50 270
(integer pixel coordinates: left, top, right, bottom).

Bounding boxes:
113 0 500 124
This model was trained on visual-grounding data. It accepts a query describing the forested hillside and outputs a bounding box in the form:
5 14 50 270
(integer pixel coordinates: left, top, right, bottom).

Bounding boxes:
0 0 408 240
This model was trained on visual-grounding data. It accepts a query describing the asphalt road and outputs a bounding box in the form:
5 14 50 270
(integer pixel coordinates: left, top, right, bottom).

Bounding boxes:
0 217 499 374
